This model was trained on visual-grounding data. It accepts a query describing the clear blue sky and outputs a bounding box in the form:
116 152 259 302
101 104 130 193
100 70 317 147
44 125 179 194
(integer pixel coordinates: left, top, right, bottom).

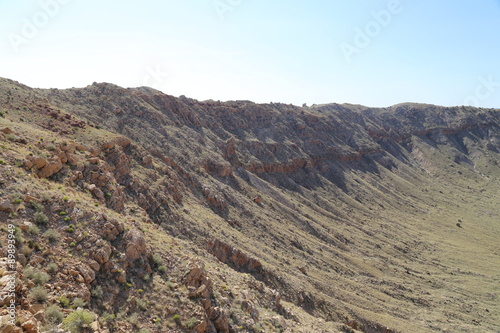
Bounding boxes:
1 0 499 108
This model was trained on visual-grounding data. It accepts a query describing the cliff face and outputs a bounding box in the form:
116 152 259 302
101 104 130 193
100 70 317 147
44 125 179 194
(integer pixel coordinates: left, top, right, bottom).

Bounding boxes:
0 77 499 333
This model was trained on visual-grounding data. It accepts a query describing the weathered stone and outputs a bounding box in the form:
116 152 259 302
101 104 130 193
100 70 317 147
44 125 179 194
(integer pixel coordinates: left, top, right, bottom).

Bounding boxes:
78 265 96 284
37 158 63 178
124 229 146 261
0 200 13 212
93 244 113 264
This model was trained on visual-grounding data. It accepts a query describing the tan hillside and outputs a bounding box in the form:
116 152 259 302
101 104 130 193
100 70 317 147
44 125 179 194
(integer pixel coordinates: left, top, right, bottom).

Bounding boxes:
0 77 499 333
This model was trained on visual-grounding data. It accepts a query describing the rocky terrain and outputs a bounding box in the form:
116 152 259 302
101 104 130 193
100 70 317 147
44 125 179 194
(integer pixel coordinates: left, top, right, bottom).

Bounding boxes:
0 77 499 333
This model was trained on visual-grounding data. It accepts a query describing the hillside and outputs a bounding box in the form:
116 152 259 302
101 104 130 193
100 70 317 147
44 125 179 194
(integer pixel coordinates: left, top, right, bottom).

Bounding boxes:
0 77 499 333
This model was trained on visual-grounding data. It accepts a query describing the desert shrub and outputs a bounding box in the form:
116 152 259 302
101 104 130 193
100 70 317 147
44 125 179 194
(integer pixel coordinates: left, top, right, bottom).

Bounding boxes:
46 263 58 274
128 313 139 327
91 285 103 299
32 271 50 285
71 298 86 309
59 296 71 308
29 286 48 303
151 253 163 267
31 201 44 212
34 211 49 225
136 298 147 311
46 305 64 323
62 309 96 333
185 317 199 329
24 267 49 285
28 225 41 235
43 229 61 243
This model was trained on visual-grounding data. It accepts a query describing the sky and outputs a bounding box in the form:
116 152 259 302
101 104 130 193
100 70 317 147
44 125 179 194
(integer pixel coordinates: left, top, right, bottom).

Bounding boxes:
1 0 500 108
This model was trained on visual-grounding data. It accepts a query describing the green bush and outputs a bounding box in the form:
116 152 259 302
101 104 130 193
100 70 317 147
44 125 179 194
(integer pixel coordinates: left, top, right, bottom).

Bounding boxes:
29 286 48 303
31 201 44 212
43 229 61 243
185 317 199 329
59 211 67 216
91 285 103 299
34 211 49 225
59 296 71 308
46 263 58 274
32 271 50 285
46 305 64 323
71 298 86 309
28 225 41 235
62 309 96 333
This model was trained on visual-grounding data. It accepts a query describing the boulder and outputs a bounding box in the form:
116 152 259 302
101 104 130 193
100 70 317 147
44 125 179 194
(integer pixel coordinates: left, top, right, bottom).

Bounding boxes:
124 229 146 261
0 200 13 212
78 265 96 284
37 158 63 178
93 244 113 265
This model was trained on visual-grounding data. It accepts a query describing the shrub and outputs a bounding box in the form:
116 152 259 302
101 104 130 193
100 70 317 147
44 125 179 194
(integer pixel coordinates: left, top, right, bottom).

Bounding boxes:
151 253 163 266
62 309 96 333
29 286 48 303
63 217 71 222
185 317 199 329
43 229 61 243
28 225 41 235
91 285 103 299
128 313 138 327
34 211 49 225
59 296 71 308
172 314 180 322
137 298 147 311
46 263 58 274
59 211 67 216
46 305 64 323
31 201 44 212
32 271 50 285
71 298 86 309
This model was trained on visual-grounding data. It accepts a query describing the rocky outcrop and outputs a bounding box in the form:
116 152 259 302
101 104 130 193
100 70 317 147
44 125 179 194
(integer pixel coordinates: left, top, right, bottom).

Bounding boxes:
183 267 229 333
209 240 262 274
123 229 146 261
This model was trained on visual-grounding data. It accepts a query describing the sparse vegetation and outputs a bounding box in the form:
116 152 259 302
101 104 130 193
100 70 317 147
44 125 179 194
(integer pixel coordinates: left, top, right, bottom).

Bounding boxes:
45 304 64 323
62 309 96 333
29 286 48 303
34 211 49 225
43 229 61 242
